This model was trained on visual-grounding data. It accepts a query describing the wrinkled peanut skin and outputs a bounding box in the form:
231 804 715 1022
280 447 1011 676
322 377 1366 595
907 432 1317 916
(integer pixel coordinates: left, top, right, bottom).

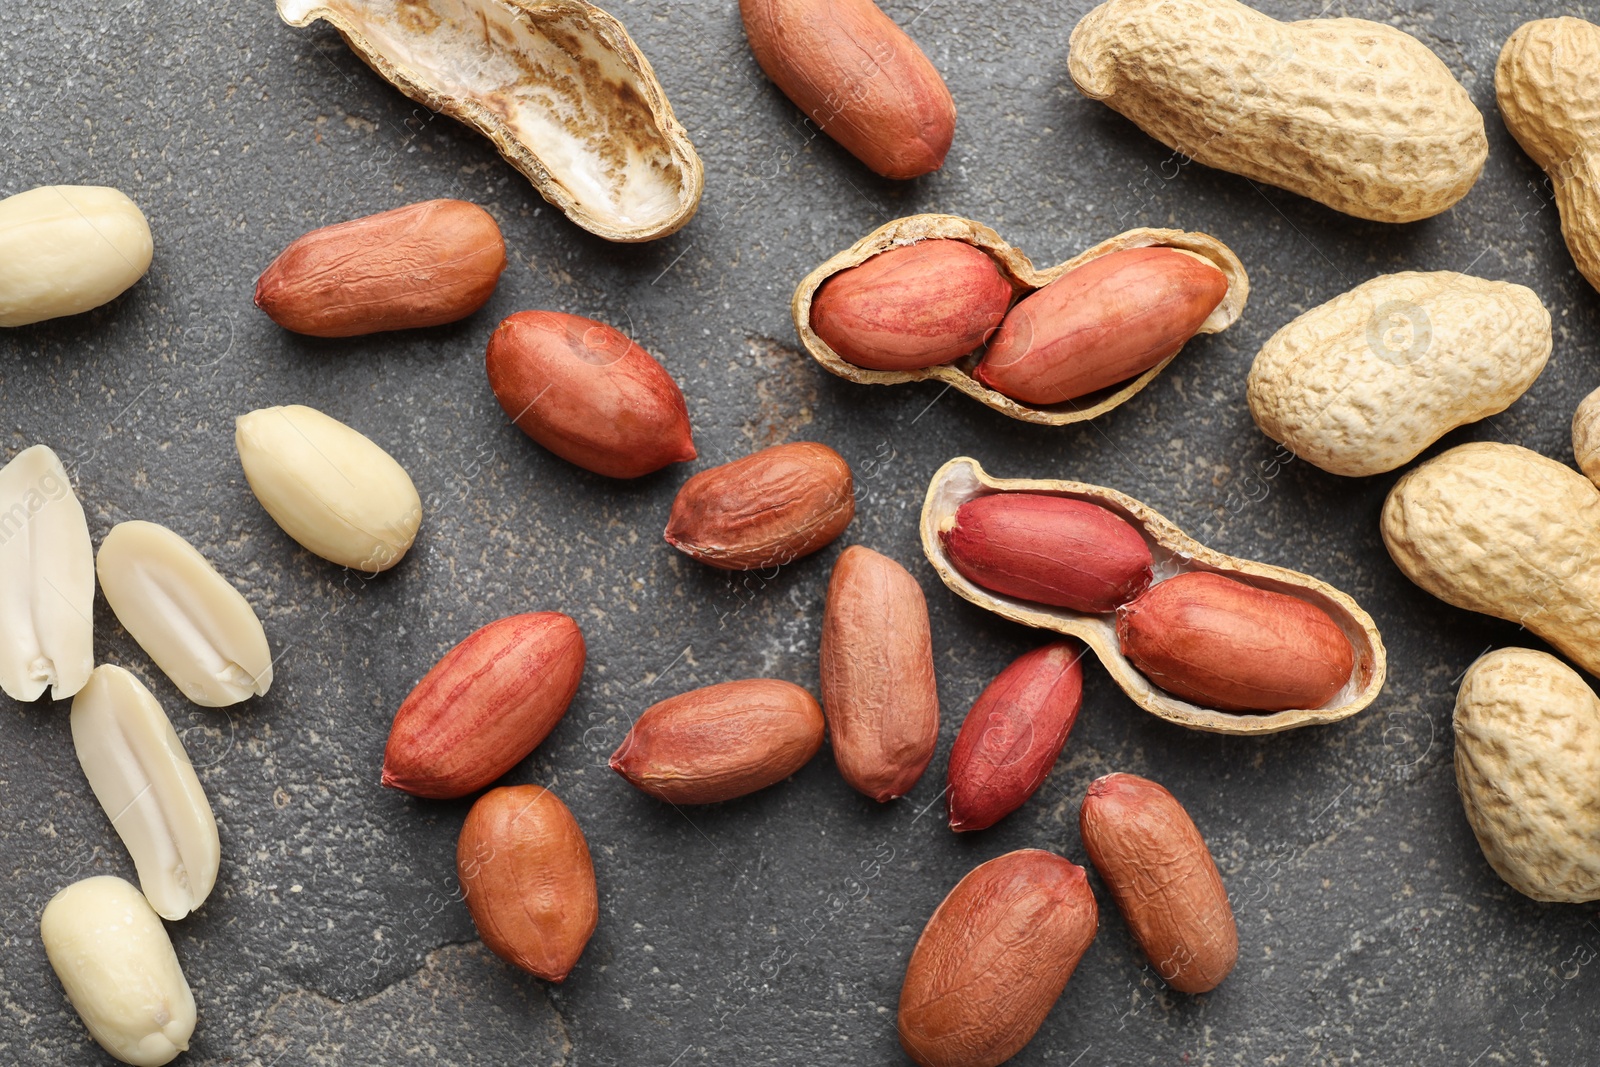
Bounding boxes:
457 785 597 982
947 641 1083 832
941 492 1153 613
740 0 956 180
255 199 506 336
976 247 1227 404
810 240 1013 370
1116 572 1354 712
610 679 824 804
820 546 940 802
898 849 1097 1067
486 311 697 479
383 613 586 799
1079 773 1237 994
665 442 855 570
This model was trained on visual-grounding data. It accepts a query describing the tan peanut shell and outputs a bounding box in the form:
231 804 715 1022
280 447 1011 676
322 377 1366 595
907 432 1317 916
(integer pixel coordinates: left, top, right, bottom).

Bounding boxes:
1248 272 1551 477
1497 18 1600 294
793 214 1248 426
922 457 1385 734
275 0 702 242
1383 443 1600 679
1454 648 1600 903
1069 0 1487 223
1573 387 1600 487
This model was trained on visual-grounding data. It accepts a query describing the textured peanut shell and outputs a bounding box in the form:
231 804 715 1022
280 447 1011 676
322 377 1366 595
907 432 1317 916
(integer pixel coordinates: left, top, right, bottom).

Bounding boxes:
1069 0 1487 223
1573 387 1600 486
1497 18 1600 294
1080 773 1238 993
1248 272 1550 477
898 850 1097 1067
922 457 1385 734
819 546 940 802
275 0 702 242
793 214 1248 426
457 785 597 981
1454 648 1600 903
1383 443 1600 679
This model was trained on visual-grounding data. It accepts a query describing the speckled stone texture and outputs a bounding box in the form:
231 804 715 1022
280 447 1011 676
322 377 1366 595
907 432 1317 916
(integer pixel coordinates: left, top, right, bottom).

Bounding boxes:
2 1 1599 1064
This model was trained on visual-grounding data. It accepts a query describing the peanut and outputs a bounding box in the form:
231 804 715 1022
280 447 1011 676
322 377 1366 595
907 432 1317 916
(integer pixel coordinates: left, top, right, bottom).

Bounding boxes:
1069 0 1487 222
1383 443 1600 679
739 0 956 180
610 679 824 804
665 442 855 570
1573 386 1600 487
41 876 196 1066
1454 648 1600 903
976 247 1228 405
1497 18 1600 294
255 199 505 337
0 443 93 702
947 641 1083 833
486 311 697 479
808 240 1012 371
939 492 1152 613
819 546 940 802
383 613 586 799
457 785 597 982
1116 572 1354 712
235 404 423 571
898 849 1097 1067
1079 773 1237 993
0 185 153 327
1248 273 1550 477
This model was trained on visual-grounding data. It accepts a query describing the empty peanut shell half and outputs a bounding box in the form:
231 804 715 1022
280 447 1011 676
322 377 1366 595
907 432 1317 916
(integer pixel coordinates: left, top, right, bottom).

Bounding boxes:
97 521 273 707
275 0 703 242
71 665 219 921
794 214 1248 425
0 444 94 701
921 457 1384 734
236 404 422 572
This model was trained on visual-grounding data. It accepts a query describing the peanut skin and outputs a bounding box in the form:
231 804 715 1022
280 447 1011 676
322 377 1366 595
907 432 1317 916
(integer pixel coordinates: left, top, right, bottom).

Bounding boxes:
976 247 1227 405
1079 773 1237 994
255 199 506 336
1116 572 1354 712
947 641 1084 832
740 0 956 179
486 311 696 479
809 240 1013 370
940 492 1153 613
610 679 824 804
457 785 597 983
898 849 1097 1067
820 545 940 802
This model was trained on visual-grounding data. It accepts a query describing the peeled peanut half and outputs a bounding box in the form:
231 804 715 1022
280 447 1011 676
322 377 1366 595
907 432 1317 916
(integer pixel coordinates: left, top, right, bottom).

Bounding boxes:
97 521 272 707
0 444 94 701
236 404 422 572
793 213 1249 426
71 665 220 920
275 0 703 242
920 457 1385 734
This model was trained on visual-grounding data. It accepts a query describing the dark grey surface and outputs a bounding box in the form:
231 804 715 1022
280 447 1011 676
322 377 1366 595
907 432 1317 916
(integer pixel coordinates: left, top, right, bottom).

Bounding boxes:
3 0 1599 1063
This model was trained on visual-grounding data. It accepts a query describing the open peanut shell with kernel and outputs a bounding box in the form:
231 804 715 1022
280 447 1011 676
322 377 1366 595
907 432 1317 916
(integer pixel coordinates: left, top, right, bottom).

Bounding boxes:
921 457 1386 734
792 214 1249 425
276 0 703 243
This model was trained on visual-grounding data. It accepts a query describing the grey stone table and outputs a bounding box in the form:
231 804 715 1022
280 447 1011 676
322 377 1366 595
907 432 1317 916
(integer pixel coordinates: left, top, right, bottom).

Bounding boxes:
3 1 1597 1063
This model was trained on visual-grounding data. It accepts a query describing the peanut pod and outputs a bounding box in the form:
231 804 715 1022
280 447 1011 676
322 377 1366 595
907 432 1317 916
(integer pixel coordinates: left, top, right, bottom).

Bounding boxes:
793 214 1247 425
922 457 1384 734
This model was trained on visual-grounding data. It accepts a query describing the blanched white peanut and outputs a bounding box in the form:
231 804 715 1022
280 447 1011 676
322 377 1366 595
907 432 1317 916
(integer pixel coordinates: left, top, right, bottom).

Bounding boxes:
97 520 272 707
0 186 154 327
235 404 422 571
0 444 94 701
71 665 220 920
40 876 196 1066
